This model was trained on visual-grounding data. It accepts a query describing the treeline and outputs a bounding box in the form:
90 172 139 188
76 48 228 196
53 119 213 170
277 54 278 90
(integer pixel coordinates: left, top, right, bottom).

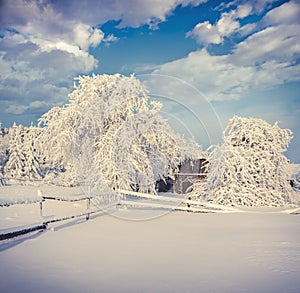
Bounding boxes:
0 74 299 207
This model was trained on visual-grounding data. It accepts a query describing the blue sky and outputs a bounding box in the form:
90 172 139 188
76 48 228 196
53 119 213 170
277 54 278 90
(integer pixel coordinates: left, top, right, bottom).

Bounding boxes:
0 0 299 162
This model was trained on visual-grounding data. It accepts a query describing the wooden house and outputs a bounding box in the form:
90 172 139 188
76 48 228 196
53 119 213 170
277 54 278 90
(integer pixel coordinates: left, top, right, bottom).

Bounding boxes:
156 158 208 194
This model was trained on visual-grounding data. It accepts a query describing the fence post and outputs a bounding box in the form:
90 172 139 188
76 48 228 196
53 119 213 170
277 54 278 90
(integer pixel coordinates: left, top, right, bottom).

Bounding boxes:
40 200 43 218
37 189 44 220
86 197 91 220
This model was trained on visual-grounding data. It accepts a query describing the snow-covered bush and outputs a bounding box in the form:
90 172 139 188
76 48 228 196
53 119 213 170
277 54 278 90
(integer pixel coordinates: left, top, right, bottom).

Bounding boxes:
4 123 44 184
193 116 297 207
39 73 201 192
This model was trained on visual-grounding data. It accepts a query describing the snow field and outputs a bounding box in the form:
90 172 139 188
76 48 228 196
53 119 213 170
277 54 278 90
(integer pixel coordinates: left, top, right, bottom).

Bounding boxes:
1 208 300 293
1 184 300 292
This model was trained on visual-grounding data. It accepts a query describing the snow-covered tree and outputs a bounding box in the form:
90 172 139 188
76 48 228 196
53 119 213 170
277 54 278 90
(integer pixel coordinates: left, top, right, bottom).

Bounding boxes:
192 116 297 207
22 125 45 181
4 123 26 181
0 122 9 186
101 107 202 193
4 123 44 183
39 73 201 192
38 105 78 186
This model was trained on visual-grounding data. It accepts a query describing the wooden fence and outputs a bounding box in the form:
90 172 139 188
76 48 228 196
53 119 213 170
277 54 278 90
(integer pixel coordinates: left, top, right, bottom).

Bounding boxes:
1 189 299 241
0 194 106 241
1 188 235 241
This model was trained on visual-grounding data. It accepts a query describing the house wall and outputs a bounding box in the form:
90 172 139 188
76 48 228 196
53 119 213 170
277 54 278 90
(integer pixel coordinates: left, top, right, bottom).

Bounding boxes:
156 159 208 194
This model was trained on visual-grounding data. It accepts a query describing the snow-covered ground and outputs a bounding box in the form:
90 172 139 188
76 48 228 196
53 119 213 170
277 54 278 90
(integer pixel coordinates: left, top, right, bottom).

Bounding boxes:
1 185 300 293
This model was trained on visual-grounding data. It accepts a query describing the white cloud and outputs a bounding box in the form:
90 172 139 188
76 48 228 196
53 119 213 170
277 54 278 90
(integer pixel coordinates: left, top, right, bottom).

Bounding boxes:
249 0 278 13
216 12 240 36
232 25 300 66
232 1 300 66
1 1 105 56
236 4 252 18
103 34 120 46
73 23 104 50
154 42 300 101
5 104 28 115
110 0 207 29
5 100 51 115
263 0 300 25
153 49 257 101
0 0 104 122
0 35 98 91
186 21 222 44
237 23 257 37
187 3 252 45
214 0 279 16
0 0 207 125
160 1 300 102
23 0 206 29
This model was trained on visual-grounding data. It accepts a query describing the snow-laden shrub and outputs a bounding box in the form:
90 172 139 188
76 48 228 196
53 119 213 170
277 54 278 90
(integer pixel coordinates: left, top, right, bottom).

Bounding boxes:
193 116 297 207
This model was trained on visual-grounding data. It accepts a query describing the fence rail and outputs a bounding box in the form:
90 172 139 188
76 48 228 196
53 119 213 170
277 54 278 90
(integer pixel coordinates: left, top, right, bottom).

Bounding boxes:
0 198 40 207
0 224 47 241
0 193 103 241
118 189 239 212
